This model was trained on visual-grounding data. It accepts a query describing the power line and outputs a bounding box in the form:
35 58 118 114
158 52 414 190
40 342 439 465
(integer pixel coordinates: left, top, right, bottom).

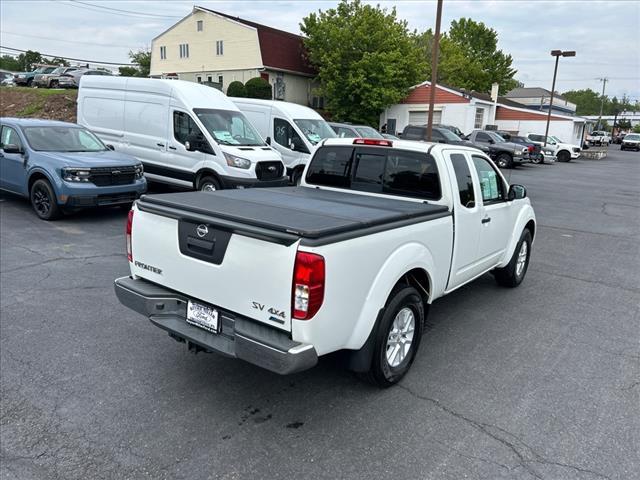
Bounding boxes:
66 0 183 19
0 46 134 66
1 31 138 49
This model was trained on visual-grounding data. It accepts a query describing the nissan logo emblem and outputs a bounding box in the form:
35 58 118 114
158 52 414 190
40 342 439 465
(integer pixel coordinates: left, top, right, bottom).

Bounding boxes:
268 166 276 172
196 224 208 238
111 170 121 175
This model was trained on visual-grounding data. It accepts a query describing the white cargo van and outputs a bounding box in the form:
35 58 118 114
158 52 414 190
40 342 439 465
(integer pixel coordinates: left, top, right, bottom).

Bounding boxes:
77 77 287 191
230 98 336 184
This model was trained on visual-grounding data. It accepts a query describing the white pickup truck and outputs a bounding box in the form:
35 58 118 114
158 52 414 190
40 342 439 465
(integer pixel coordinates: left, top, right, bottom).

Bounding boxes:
586 130 611 146
115 138 536 386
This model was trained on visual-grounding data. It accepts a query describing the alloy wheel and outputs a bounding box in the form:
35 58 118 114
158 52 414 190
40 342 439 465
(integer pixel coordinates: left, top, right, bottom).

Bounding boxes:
386 307 415 368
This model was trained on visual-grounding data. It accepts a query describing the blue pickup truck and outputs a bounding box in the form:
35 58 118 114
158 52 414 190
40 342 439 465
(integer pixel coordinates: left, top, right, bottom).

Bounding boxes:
0 118 147 220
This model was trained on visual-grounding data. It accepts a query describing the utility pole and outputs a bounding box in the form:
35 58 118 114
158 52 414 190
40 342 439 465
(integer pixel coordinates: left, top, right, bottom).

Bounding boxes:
426 0 443 142
596 77 608 130
544 50 576 147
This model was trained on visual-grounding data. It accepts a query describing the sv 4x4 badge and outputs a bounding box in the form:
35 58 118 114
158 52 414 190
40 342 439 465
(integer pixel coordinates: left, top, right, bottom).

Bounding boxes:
252 301 286 320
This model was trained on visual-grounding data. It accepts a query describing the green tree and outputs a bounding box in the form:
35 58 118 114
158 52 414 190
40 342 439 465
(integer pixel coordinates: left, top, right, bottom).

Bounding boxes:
245 77 272 99
17 50 43 71
633 124 640 134
616 119 632 130
118 66 138 77
0 55 21 72
129 49 151 77
226 80 247 97
416 18 518 95
47 57 69 67
561 89 603 116
301 0 426 125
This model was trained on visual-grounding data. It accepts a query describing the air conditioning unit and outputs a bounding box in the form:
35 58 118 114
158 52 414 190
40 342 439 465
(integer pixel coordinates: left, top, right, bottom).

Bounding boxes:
484 124 498 131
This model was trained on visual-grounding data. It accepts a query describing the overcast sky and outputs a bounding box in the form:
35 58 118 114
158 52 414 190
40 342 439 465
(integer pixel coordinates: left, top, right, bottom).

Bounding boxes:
1 0 638 99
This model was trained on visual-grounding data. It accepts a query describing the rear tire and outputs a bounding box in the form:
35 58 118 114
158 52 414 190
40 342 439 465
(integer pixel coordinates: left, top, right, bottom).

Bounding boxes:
50 79 59 88
291 168 303 186
197 176 221 192
26 78 33 87
362 286 424 388
494 230 532 288
30 179 61 220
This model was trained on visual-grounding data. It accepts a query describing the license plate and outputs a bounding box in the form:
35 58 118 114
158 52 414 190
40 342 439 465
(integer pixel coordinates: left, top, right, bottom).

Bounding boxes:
186 301 219 333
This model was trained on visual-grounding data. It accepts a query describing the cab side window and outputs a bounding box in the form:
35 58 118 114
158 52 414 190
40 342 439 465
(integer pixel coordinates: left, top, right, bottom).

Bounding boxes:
335 126 356 138
472 155 504 203
274 118 305 151
476 132 492 143
0 126 23 151
450 153 475 208
173 111 202 145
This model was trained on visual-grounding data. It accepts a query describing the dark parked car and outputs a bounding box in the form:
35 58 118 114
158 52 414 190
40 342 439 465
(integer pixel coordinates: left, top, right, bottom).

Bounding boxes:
0 118 146 220
435 124 464 138
466 130 531 168
498 131 555 164
613 133 627 144
329 122 385 139
14 66 57 87
400 124 487 152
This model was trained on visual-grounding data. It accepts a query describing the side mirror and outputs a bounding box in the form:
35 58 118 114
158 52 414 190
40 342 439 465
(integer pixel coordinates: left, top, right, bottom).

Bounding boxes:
265 136 271 145
105 144 115 151
2 144 22 154
508 184 527 201
184 140 195 152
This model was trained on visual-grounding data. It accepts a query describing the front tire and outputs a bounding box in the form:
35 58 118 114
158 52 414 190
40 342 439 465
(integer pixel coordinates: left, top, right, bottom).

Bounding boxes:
30 179 61 220
557 150 571 162
197 175 221 192
363 286 424 388
496 153 513 169
494 229 532 288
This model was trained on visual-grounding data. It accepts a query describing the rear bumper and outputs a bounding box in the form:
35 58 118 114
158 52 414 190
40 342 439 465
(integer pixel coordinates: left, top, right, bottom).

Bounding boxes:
114 276 318 375
220 175 289 189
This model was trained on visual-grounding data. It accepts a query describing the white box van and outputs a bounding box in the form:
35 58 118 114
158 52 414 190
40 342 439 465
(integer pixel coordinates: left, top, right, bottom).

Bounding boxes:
77 77 287 191
230 98 336 184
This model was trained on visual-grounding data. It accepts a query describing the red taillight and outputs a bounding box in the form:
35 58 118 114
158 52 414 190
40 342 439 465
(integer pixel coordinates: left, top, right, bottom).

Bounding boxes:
292 251 325 320
353 138 393 147
126 209 134 262
528 145 534 152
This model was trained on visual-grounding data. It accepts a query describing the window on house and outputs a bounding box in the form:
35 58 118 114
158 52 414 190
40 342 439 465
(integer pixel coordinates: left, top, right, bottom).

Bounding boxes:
207 76 212 83
179 44 189 58
196 76 202 83
474 108 485 129
160 46 166 60
217 75 223 86
197 20 203 32
216 40 224 56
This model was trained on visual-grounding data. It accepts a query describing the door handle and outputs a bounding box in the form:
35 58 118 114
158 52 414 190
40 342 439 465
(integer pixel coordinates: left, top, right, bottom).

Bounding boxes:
481 216 491 224
168 146 176 150
157 143 165 147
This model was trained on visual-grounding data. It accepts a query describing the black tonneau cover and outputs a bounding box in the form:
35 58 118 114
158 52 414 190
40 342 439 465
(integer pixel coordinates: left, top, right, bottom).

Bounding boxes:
137 187 450 246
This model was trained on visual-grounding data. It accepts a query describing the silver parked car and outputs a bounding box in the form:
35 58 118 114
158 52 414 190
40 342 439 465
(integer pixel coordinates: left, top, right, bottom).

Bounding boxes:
34 66 79 88
58 68 112 88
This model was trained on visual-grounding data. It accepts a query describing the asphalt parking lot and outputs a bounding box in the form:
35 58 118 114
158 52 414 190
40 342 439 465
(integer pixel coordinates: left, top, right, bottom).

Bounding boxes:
1 147 639 480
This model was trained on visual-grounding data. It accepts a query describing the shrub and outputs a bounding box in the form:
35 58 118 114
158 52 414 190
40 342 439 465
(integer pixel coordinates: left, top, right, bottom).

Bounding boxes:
226 80 247 97
245 77 272 99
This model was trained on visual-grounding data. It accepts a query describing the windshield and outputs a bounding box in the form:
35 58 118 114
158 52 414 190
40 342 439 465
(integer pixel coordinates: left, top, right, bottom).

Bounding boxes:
625 134 640 141
550 135 564 143
293 119 336 145
439 128 462 141
487 132 506 142
355 126 383 138
23 126 106 152
51 67 65 75
194 108 264 146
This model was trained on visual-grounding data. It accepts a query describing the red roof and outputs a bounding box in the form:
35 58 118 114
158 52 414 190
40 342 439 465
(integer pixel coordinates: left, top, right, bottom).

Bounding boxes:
402 84 469 104
197 7 316 76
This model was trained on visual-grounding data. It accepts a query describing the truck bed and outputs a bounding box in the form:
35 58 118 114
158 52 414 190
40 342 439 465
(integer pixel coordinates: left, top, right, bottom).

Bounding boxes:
137 187 450 246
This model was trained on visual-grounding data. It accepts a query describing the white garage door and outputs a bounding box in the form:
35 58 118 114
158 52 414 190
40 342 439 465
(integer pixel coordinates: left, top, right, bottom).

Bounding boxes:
408 110 441 125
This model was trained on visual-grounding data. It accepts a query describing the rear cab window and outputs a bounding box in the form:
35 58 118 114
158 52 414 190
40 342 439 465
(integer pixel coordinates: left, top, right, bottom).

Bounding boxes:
306 145 441 201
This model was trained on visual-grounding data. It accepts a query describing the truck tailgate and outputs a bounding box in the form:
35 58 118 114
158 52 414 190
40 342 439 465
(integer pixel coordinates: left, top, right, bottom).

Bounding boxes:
130 207 297 331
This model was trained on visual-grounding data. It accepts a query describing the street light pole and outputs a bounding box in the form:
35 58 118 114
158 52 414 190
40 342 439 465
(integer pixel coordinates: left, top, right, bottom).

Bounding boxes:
426 0 443 142
544 49 575 147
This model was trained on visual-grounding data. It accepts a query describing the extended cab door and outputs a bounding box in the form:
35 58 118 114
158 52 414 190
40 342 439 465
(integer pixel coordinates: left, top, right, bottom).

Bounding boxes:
470 154 512 270
444 151 484 290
